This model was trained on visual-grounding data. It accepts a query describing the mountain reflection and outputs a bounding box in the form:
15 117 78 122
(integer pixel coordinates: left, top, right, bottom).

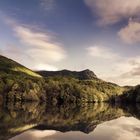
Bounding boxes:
10 117 140 140
0 102 140 140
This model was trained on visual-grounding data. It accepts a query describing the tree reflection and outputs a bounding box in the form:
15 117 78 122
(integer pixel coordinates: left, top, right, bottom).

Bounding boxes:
0 102 140 140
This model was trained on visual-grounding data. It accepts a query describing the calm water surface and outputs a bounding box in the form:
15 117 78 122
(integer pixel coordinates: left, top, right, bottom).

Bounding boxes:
10 117 140 140
0 102 140 140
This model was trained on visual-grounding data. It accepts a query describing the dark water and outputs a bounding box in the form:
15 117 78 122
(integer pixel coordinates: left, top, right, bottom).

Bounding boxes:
0 102 140 140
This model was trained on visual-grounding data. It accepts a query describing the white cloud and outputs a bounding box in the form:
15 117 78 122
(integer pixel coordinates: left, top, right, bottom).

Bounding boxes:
118 20 140 44
114 58 140 74
103 56 140 86
84 0 140 84
86 45 140 85
94 117 140 140
87 45 119 59
84 0 140 25
14 26 66 62
1 18 67 71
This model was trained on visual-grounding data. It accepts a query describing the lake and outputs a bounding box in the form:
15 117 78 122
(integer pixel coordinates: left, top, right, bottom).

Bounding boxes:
0 102 140 140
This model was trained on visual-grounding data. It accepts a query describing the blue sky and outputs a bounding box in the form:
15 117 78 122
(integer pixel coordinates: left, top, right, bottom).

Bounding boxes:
1 0 140 85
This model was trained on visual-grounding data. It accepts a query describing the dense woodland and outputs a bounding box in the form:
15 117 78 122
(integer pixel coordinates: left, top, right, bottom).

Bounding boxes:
0 55 139 104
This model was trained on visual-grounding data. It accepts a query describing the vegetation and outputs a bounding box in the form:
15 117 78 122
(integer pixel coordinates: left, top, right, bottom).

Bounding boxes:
120 85 140 103
0 55 41 77
45 76 124 104
0 102 129 140
0 55 139 103
2 102 140 140
0 55 46 102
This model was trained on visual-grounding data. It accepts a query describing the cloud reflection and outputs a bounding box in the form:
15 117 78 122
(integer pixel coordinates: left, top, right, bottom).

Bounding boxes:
10 117 140 140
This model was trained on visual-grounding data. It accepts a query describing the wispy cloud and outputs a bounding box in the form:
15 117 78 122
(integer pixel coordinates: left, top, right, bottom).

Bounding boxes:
87 45 119 59
118 57 140 77
1 18 67 70
84 0 140 26
104 56 140 85
14 26 66 62
86 45 140 85
118 19 140 44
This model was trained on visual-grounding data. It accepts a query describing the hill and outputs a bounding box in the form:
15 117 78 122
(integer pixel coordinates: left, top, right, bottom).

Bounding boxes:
119 85 140 103
0 55 41 77
0 55 129 103
37 69 125 103
0 55 46 102
37 69 97 80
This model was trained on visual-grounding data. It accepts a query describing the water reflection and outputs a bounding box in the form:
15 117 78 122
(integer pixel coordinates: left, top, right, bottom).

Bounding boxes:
10 117 140 140
0 102 140 140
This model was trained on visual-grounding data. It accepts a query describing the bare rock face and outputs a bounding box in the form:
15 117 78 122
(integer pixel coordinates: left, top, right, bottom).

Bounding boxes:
78 69 97 80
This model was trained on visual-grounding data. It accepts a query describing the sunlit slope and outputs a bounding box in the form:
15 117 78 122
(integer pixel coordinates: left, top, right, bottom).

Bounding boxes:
0 55 128 103
0 55 45 102
0 55 41 77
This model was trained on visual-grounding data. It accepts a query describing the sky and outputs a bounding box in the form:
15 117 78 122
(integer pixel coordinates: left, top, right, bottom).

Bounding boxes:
1 0 140 85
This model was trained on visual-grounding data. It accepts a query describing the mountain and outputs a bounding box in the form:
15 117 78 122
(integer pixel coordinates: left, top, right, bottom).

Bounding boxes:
0 55 41 77
0 55 132 104
36 69 125 103
37 69 97 80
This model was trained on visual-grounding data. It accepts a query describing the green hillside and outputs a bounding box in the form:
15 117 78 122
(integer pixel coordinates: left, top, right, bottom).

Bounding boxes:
44 76 124 104
119 85 140 103
0 55 41 77
0 55 134 104
37 70 125 103
0 55 46 102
